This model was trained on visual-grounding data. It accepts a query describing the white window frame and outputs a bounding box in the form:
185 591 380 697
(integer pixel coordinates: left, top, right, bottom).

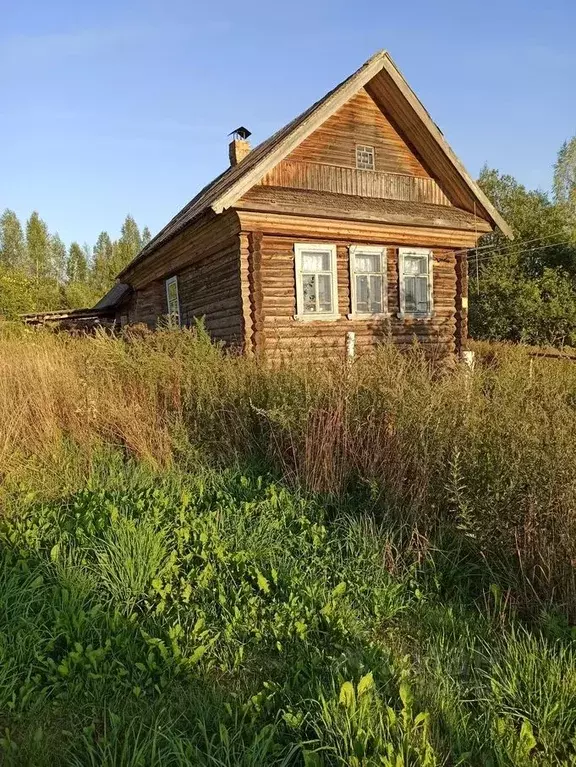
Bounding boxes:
165 275 181 326
348 245 388 318
356 144 375 171
294 243 340 321
398 248 434 319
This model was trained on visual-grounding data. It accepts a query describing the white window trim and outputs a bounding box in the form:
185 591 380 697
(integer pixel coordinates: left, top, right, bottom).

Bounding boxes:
294 243 340 321
348 245 388 319
397 247 434 320
165 275 181 326
355 144 375 171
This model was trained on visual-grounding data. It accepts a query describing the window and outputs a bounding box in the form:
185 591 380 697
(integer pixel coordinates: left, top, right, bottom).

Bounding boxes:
165 275 180 326
356 144 375 170
294 243 339 320
398 248 433 317
349 245 387 316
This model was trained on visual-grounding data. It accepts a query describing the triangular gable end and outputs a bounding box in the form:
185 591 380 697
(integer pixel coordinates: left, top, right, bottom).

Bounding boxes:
255 87 453 208
211 51 512 238
122 50 511 278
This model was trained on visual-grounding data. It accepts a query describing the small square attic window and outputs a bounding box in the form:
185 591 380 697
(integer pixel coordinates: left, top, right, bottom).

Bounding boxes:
356 145 375 170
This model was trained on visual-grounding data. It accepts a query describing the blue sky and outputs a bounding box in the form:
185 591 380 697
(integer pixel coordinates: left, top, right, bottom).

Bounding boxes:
1 0 575 247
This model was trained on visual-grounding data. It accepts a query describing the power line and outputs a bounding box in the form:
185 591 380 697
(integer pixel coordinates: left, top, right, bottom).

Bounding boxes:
454 231 564 260
469 238 576 267
465 231 572 262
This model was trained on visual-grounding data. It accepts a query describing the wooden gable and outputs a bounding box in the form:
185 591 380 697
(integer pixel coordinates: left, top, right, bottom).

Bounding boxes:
283 88 428 176
255 88 451 208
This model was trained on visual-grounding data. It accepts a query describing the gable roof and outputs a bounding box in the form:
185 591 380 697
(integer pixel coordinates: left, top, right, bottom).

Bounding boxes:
120 50 511 278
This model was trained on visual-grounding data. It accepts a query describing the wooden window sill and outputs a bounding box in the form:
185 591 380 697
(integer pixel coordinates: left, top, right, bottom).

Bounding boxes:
347 313 389 320
396 312 433 321
293 314 342 322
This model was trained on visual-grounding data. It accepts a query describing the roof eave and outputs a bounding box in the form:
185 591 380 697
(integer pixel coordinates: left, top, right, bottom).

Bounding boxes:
379 53 513 239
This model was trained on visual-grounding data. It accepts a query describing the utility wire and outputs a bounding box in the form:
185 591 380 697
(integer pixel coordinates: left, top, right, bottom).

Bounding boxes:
468 238 576 267
465 231 573 262
451 231 567 261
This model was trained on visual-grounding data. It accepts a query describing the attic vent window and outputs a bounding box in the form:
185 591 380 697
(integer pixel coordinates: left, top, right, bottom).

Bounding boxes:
356 145 375 170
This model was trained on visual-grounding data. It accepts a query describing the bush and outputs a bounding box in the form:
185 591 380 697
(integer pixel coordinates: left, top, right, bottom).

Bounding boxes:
470 263 576 346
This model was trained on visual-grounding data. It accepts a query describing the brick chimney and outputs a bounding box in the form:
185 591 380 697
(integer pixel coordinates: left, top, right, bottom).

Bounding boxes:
228 126 252 166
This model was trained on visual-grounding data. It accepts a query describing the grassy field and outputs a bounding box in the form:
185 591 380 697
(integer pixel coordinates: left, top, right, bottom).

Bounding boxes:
1 324 576 765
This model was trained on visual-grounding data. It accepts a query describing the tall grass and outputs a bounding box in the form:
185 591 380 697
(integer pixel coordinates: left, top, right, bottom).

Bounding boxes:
2 323 576 615
3 325 576 763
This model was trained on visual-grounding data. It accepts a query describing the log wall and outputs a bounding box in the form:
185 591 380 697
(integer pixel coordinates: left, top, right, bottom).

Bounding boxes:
120 211 243 346
238 212 470 361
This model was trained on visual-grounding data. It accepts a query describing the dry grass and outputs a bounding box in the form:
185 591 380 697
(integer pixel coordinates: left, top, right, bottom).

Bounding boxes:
2 322 576 616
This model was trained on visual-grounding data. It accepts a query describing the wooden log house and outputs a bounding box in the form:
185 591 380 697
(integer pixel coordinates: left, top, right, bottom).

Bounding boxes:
103 51 512 360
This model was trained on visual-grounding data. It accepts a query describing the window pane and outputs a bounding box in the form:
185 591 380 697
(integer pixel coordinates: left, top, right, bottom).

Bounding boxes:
355 253 380 273
404 255 427 276
302 251 330 272
369 275 382 313
167 282 177 304
317 274 332 313
356 275 369 313
302 274 316 313
166 279 179 321
404 276 417 311
416 276 428 312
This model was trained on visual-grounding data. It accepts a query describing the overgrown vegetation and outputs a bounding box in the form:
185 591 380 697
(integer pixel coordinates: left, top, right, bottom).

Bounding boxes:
1 326 576 764
470 146 576 347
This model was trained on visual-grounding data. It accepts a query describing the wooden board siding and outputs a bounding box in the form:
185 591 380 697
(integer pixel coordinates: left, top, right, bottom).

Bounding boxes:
121 211 243 346
122 281 164 327
455 252 469 355
237 211 480 250
177 243 243 345
259 162 450 206
284 88 430 177
365 73 487 221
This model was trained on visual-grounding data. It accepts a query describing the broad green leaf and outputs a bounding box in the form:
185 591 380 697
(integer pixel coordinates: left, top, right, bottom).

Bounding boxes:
256 570 270 594
332 582 347 598
519 719 537 754
339 681 355 708
399 681 413 709
357 671 374 697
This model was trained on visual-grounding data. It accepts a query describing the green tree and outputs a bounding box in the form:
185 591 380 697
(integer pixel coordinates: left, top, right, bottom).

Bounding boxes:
50 233 67 283
553 136 576 214
67 242 88 284
469 166 576 347
115 214 142 273
0 266 62 318
91 231 115 292
476 167 575 275
141 226 152 246
25 211 51 280
62 281 101 310
470 263 576 347
0 209 26 269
